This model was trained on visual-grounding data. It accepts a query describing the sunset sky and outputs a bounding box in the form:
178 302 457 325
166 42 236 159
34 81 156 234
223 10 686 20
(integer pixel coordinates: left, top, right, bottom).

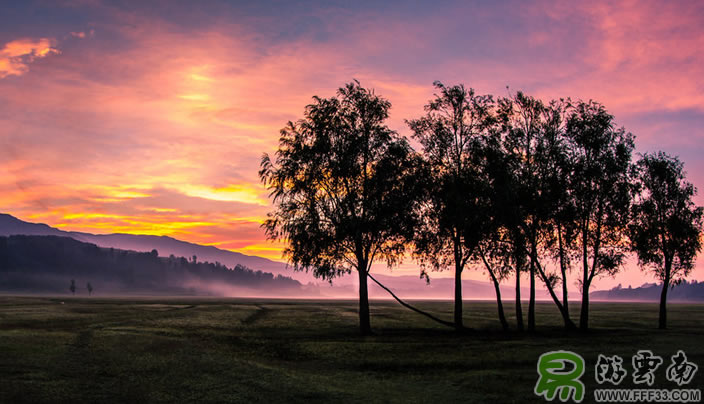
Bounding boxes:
1 0 703 288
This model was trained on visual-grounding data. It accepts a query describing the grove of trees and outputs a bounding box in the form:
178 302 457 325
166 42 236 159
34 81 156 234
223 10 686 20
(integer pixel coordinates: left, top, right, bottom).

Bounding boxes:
261 81 703 334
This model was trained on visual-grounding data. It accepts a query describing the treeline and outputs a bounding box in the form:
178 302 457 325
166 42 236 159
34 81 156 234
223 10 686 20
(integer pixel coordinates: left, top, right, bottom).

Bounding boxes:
0 235 301 294
260 80 703 334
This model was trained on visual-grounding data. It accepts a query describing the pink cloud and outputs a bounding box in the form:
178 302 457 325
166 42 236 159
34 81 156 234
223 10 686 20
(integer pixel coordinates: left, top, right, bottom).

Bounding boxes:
0 38 60 78
1 1 703 289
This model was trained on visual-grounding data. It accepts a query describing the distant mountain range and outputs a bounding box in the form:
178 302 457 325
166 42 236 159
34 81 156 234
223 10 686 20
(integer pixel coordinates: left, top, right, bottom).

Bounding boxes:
590 281 704 302
0 213 530 299
0 213 296 279
3 213 702 302
0 234 301 296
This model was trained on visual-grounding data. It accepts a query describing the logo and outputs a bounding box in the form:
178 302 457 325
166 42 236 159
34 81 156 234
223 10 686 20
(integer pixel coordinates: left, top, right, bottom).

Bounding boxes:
666 350 698 386
535 349 700 403
535 351 586 403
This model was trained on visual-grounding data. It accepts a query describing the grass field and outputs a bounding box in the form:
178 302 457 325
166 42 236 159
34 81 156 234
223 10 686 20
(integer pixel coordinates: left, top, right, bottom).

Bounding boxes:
0 296 702 403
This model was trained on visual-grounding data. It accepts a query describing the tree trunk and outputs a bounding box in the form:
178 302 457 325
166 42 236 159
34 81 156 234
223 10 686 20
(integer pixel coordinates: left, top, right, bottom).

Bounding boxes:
579 279 589 331
528 257 536 332
561 270 569 315
367 273 455 328
479 248 509 332
515 263 524 332
659 280 669 330
490 272 509 331
659 266 671 330
358 267 371 335
454 263 464 331
533 256 576 330
558 225 569 314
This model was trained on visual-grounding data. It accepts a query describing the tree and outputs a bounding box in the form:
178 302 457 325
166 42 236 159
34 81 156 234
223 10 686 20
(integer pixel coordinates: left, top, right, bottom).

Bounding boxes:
69 279 76 295
565 101 634 331
540 101 579 327
480 125 527 331
629 152 703 329
522 98 577 330
86 282 93 296
407 81 493 330
495 91 551 332
260 81 422 335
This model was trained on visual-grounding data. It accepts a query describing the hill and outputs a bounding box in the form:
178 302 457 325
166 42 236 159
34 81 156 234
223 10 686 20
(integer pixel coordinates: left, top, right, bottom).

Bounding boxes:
0 235 301 296
0 213 296 279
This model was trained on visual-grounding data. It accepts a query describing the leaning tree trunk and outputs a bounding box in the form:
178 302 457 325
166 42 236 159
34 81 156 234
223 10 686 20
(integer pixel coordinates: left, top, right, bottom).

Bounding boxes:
479 248 509 332
532 257 577 330
357 266 371 335
489 270 509 331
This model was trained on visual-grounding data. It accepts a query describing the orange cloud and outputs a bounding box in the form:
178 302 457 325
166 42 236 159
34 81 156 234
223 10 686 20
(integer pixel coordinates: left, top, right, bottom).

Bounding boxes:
0 38 60 78
1 1 703 286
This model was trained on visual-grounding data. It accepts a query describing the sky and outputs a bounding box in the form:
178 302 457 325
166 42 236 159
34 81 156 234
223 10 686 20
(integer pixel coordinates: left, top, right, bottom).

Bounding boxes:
1 0 703 289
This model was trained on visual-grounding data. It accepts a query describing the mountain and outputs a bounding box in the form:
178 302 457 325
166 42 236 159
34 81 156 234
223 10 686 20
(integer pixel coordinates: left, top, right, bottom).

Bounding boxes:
590 281 704 302
0 235 301 296
0 213 301 280
0 213 542 300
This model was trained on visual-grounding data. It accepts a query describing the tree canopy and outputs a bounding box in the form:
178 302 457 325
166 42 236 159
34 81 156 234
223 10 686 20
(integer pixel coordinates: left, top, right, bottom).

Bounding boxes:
629 152 704 328
260 81 422 334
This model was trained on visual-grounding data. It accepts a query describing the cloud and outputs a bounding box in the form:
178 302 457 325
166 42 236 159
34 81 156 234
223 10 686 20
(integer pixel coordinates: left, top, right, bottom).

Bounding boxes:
0 38 60 79
1 0 703 285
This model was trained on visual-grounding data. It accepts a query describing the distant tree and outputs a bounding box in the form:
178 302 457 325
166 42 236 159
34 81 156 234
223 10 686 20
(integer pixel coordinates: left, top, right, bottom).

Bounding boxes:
407 81 493 330
86 282 93 296
629 152 703 329
192 255 197 263
150 249 158 258
69 279 76 295
260 81 424 335
565 101 634 331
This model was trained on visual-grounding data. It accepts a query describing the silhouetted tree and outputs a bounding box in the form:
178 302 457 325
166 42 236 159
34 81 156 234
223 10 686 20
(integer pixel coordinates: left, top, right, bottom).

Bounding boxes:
495 91 551 332
629 152 703 329
69 279 76 295
566 101 634 331
407 81 493 330
540 100 579 326
519 98 577 330
86 282 93 296
480 126 526 331
260 81 422 335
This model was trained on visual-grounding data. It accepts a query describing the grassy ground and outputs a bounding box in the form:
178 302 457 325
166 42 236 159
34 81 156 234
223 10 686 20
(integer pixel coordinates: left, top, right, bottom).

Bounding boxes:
0 296 702 403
